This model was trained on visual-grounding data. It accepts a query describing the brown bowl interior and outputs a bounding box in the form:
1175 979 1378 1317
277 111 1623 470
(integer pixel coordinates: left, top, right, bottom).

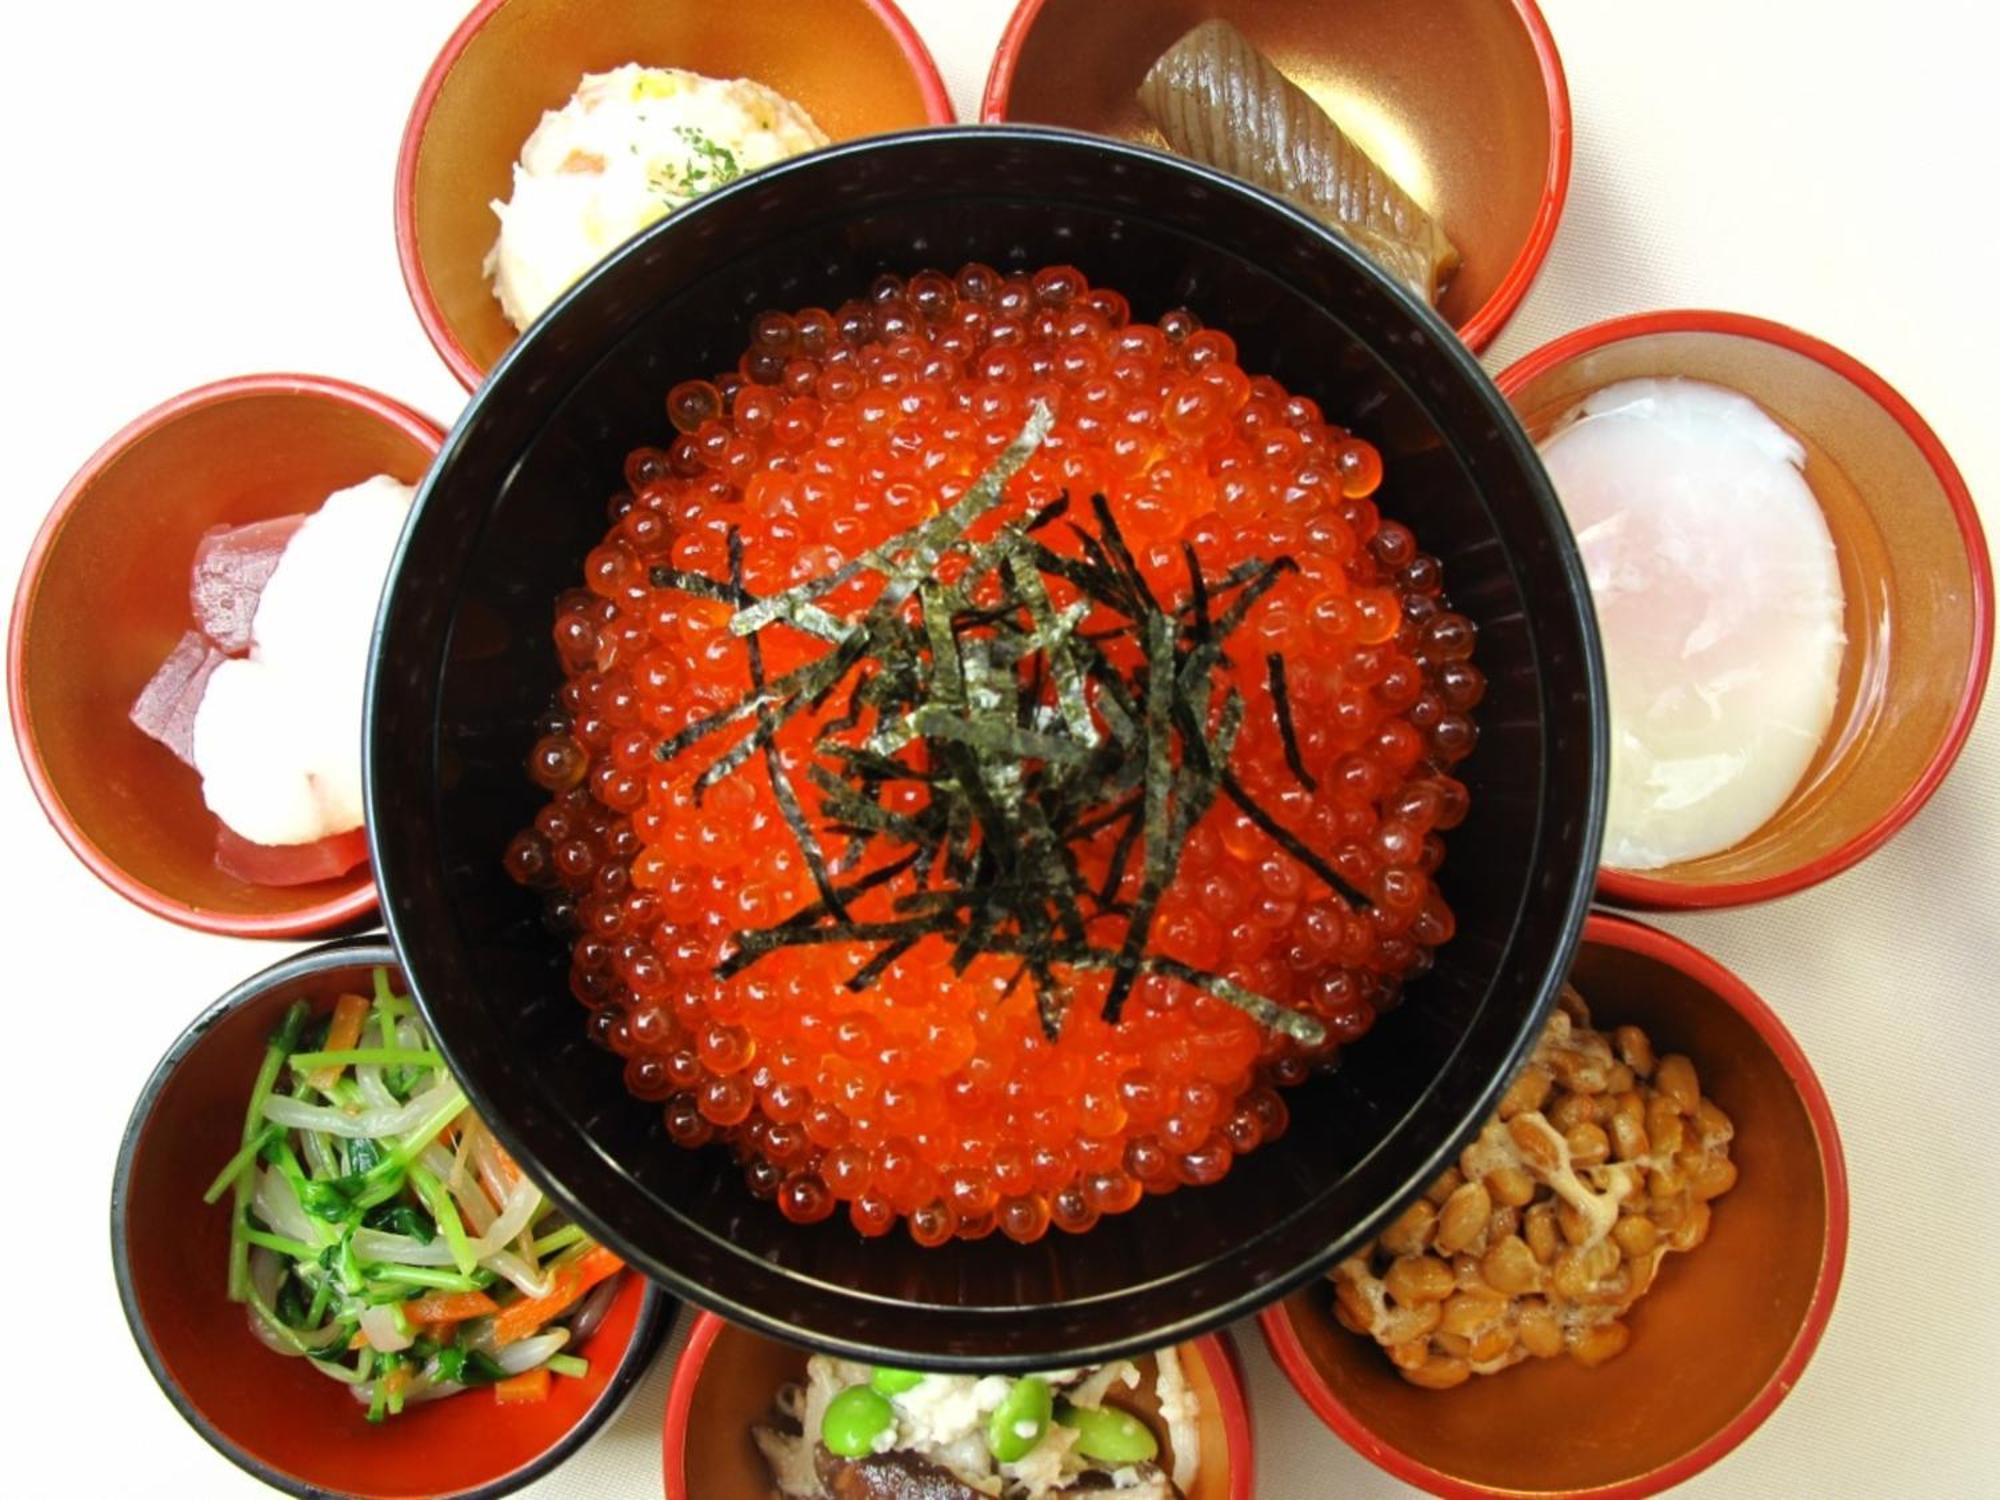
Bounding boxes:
408 0 946 378
992 0 1554 337
17 390 434 925
118 962 652 1499
1275 936 1832 1494
1507 330 1983 894
679 1323 1237 1500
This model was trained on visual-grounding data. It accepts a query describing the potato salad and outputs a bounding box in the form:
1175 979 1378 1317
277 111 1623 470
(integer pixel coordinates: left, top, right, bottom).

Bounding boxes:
485 64 827 330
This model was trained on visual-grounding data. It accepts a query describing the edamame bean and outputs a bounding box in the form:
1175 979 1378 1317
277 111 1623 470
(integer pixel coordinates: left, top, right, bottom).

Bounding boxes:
1056 1400 1160 1464
869 1366 924 1396
821 1385 894 1458
986 1375 1052 1462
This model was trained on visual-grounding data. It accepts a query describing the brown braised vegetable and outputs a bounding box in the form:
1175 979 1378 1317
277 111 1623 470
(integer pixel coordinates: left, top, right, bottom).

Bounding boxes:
816 1446 985 1500
1138 18 1459 305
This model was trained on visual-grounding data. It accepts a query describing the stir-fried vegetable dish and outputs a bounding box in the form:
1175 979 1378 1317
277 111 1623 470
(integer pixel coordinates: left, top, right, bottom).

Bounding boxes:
203 969 625 1420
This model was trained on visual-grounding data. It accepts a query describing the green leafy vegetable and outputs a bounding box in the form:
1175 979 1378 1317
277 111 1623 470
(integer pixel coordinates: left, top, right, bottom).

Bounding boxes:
362 1202 437 1245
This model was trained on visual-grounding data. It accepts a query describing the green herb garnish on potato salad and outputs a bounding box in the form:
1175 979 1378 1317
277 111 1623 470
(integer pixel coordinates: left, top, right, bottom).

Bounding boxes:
656 125 744 197
755 1352 1201 1498
203 969 625 1421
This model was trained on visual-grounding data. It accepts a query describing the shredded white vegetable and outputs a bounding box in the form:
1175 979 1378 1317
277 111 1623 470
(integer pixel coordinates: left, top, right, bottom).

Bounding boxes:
299 1128 339 1180
421 1142 497 1236
449 1121 477 1200
358 1303 414 1354
471 1124 518 1217
251 1168 319 1247
351 1227 456 1266
245 1251 299 1359
479 1250 554 1301
481 1179 544 1256
354 1063 398 1112
1154 1346 1200 1495
262 1078 461 1140
495 1328 570 1376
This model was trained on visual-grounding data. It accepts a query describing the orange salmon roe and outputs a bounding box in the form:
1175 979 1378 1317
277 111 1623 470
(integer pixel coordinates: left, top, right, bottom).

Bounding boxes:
506 264 1482 1244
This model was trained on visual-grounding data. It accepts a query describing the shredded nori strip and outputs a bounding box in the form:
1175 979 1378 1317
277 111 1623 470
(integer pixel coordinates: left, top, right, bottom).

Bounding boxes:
646 565 751 605
652 636 856 762
1182 543 1212 644
844 939 918 992
1006 547 1097 749
1267 653 1316 790
1069 789 1145 841
1024 494 1071 532
721 918 1326 1047
820 670 873 739
1219 766 1369 907
1105 610 1178 1021
641 401 1360 1045
1097 803 1146 907
727 402 1056 639
1087 492 1162 618
744 850 923 944
730 527 846 923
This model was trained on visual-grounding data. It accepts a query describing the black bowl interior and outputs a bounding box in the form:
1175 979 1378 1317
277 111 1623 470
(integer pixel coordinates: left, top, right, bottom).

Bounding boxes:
368 126 1604 1365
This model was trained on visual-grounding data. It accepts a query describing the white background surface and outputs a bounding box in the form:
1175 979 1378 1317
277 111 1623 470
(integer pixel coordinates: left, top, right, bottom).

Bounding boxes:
3 2 1996 1495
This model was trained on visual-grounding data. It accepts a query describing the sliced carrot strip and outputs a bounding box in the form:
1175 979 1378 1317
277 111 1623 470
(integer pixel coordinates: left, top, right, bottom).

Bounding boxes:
407 1290 500 1325
490 1247 624 1346
493 1367 551 1404
308 994 370 1092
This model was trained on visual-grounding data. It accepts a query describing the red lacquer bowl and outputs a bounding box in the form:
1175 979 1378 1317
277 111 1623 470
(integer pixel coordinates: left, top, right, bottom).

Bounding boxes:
1260 912 1849 1498
662 1311 1255 1500
981 0 1571 351
1499 311 1993 908
111 937 674 1500
396 0 953 389
8 374 443 938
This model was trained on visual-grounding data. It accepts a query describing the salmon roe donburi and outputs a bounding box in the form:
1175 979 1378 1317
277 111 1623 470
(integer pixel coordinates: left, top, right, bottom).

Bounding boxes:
506 263 1483 1246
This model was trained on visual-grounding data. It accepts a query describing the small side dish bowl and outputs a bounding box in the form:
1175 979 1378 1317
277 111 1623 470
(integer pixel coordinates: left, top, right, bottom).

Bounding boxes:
981 0 1571 351
1260 911 1848 1499
396 0 954 388
1499 311 1993 908
111 936 673 1500
662 1312 1254 1500
8 374 442 938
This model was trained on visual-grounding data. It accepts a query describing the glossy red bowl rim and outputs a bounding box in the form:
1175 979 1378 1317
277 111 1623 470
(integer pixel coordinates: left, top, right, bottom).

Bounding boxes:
661 1311 1257 1500
978 0 1573 353
1497 309 1996 909
109 934 677 1500
395 0 958 391
7 373 444 938
1257 910 1851 1500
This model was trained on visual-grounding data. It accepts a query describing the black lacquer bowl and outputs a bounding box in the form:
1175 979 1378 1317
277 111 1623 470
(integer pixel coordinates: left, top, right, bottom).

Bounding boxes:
367 127 1605 1366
